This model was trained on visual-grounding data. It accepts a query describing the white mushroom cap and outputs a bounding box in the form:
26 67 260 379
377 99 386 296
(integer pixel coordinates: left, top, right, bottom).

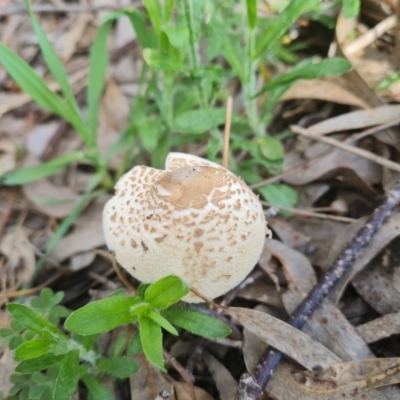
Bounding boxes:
103 153 269 302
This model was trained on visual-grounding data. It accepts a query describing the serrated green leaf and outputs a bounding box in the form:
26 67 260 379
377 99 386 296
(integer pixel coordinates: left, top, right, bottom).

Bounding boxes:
96 356 139 379
138 315 165 371
173 108 225 134
7 304 65 340
16 353 63 373
144 275 189 309
343 0 360 18
14 339 54 361
82 375 113 400
146 310 178 335
53 350 79 400
65 296 141 335
87 20 113 148
1 151 85 186
143 48 188 72
161 306 231 338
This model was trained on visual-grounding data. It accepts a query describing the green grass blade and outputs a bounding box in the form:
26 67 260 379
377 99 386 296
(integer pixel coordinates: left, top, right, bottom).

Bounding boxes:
23 0 83 129
0 44 68 117
1 151 85 186
87 20 113 148
246 0 257 30
254 0 319 59
142 0 162 36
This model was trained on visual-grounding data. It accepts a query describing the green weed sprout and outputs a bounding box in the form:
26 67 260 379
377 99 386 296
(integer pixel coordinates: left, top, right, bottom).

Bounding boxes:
0 277 231 400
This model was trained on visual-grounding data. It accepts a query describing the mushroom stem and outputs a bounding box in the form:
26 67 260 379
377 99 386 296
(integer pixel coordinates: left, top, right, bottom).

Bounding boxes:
236 179 400 400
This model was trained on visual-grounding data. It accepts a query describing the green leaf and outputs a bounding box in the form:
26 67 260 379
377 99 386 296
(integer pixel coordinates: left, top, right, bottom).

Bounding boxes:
161 306 231 338
210 20 245 80
125 9 158 48
343 0 360 18
23 0 83 129
87 20 113 148
254 0 319 59
146 310 178 335
257 58 352 96
142 0 162 36
82 375 113 400
7 304 65 340
163 26 189 48
128 330 142 355
53 350 79 400
14 339 54 361
0 44 74 122
257 183 298 208
65 296 141 335
173 108 225 134
96 356 139 379
144 275 189 309
137 118 162 152
0 151 85 186
137 283 151 299
138 315 165 372
257 136 284 161
246 0 257 30
16 353 63 373
375 70 400 92
143 48 188 72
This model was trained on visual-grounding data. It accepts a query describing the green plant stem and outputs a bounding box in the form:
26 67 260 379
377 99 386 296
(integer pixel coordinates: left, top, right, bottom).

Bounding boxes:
163 71 174 129
182 0 207 108
243 5 262 136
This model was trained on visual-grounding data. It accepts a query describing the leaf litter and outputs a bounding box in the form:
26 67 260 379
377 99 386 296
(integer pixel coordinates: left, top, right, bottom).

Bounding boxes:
3 1 400 400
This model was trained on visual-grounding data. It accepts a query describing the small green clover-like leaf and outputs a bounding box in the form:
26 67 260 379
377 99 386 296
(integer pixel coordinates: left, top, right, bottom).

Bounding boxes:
14 339 54 361
7 304 65 341
96 356 139 379
65 296 141 335
258 136 284 161
144 275 189 309
138 315 166 372
161 306 232 338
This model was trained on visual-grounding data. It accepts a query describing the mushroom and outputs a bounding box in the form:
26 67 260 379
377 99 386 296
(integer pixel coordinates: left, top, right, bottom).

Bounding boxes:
103 152 270 302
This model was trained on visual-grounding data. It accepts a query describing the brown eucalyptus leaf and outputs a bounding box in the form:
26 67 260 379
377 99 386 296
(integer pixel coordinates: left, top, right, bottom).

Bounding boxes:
356 311 400 344
227 307 340 370
283 142 381 191
0 228 35 285
267 360 390 400
237 281 283 308
172 380 214 400
203 351 237 400
308 105 400 136
281 78 368 109
130 354 174 400
0 348 18 398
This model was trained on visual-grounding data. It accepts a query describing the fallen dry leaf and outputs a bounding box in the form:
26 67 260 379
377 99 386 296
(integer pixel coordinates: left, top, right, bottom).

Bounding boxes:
281 78 369 109
172 380 215 400
0 348 18 398
356 311 400 344
227 307 340 370
0 228 35 286
203 351 237 400
308 105 400 136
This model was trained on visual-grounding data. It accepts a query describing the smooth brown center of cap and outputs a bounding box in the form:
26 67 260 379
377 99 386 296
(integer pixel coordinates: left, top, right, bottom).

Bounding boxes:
155 166 228 210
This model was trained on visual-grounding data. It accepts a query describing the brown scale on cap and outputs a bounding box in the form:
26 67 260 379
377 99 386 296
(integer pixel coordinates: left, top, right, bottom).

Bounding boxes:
103 152 271 302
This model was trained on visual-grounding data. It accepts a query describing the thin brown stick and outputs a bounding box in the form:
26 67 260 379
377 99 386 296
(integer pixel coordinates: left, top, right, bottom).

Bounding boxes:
261 201 356 223
291 124 400 173
112 256 137 295
344 15 396 55
223 96 233 169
